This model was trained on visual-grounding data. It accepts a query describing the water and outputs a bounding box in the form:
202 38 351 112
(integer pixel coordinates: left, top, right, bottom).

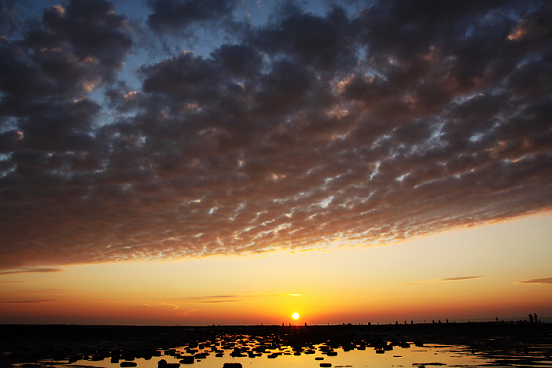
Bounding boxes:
33 344 491 368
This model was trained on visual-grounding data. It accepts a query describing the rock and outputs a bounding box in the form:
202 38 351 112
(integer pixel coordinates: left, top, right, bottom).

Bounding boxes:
120 362 137 367
222 364 242 368
180 356 194 364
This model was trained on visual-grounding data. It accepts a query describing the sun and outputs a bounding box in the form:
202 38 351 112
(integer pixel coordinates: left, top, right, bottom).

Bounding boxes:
292 312 300 320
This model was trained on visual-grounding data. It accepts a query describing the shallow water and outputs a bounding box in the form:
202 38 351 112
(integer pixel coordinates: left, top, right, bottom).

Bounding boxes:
37 344 491 368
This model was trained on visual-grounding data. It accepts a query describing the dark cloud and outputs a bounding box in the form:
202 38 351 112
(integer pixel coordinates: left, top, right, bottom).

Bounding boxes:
0 3 13 33
146 0 240 34
0 0 551 269
517 277 552 284
247 5 356 72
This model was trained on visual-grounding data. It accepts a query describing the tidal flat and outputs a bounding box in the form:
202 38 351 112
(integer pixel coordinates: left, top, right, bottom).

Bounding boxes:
1 323 551 368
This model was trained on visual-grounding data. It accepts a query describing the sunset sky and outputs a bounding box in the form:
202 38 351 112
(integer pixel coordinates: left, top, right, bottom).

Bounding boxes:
0 0 551 325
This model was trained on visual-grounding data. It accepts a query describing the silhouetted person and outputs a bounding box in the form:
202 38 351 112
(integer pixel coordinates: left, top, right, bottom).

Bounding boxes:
529 314 534 323
534 313 538 323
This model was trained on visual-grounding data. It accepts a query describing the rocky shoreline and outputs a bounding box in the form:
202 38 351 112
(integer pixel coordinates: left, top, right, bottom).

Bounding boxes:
1 323 551 368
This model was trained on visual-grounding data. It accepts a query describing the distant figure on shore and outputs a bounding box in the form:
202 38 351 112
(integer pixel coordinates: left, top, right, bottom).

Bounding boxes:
534 313 538 323
529 314 534 323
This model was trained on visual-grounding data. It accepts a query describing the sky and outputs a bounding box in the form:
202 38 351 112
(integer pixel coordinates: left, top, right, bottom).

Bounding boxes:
0 0 551 325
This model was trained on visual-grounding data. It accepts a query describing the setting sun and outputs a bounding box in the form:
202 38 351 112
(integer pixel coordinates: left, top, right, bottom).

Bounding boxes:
292 312 300 320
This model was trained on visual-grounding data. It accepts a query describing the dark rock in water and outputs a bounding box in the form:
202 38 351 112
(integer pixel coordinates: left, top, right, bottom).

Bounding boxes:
320 363 332 367
315 357 324 360
68 355 81 363
120 362 137 367
327 351 337 356
222 364 242 368
267 353 279 358
376 350 384 354
112 357 120 363
158 360 178 368
180 356 194 364
215 353 224 357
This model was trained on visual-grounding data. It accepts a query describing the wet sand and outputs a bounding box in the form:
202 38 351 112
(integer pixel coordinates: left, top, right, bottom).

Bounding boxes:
1 323 551 368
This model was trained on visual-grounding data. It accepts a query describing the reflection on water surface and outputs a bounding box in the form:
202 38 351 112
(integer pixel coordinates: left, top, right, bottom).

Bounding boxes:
3 324 552 368
17 341 492 368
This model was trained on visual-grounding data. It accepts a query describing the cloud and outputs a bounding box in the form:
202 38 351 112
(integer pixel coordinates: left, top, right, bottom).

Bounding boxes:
517 277 552 285
0 299 55 303
1 0 552 269
436 276 484 282
180 295 243 303
398 276 484 285
177 293 301 303
144 303 180 310
146 0 240 34
0 267 63 276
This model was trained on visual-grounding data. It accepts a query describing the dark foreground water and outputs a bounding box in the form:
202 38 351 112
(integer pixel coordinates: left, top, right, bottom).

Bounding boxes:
1 324 551 368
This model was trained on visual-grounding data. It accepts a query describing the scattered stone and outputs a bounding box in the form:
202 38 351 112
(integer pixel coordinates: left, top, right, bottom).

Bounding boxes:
180 356 194 364
222 364 242 368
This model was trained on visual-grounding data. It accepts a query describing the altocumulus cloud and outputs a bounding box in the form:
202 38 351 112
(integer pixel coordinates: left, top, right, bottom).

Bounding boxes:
0 0 551 269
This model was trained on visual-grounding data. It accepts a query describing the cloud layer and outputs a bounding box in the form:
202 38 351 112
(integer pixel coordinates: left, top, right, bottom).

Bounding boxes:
517 277 552 284
0 0 551 269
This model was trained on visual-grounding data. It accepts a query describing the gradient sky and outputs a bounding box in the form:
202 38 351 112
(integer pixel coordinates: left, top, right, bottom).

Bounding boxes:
0 0 551 325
